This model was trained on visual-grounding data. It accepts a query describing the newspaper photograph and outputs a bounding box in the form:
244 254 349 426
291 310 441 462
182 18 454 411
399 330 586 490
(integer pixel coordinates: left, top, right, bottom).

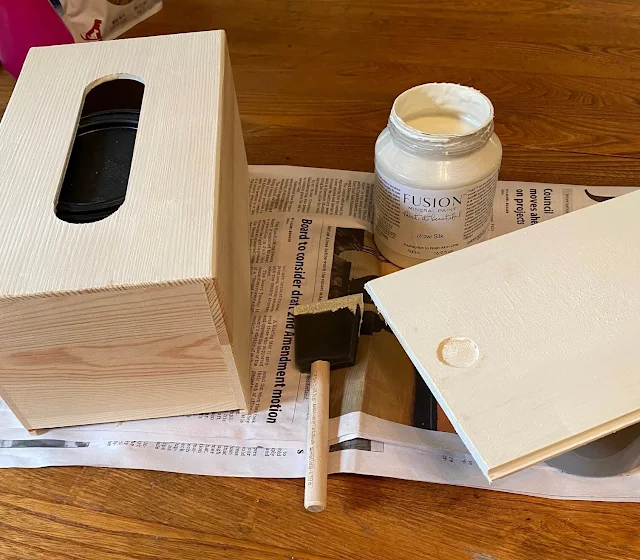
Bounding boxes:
1 165 638 502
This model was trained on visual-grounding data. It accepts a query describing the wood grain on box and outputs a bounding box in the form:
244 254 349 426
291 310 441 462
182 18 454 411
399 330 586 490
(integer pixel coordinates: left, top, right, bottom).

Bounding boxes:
0 31 251 429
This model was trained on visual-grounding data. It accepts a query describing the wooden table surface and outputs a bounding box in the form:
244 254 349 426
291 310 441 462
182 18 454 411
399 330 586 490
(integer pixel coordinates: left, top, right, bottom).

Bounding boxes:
1 1 640 558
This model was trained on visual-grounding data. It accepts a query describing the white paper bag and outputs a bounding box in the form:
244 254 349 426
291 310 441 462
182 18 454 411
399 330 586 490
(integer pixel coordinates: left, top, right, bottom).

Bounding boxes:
51 0 162 41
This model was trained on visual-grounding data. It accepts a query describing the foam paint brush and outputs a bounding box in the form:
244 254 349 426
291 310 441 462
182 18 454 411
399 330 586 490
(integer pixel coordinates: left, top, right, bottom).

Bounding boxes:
294 294 364 512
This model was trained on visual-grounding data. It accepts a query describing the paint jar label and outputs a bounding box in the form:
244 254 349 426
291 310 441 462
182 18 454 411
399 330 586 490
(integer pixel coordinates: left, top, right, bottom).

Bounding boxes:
374 169 498 261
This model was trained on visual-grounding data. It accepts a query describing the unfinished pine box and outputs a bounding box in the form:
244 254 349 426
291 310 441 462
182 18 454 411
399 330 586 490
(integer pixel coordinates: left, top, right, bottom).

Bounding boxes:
0 31 251 430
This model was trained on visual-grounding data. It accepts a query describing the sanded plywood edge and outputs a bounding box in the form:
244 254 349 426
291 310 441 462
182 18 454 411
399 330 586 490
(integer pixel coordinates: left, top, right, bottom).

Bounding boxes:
0 282 237 429
366 190 640 481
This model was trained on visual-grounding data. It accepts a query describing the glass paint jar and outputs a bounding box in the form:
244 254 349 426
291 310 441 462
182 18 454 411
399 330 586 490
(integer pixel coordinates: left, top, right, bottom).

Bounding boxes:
374 83 502 268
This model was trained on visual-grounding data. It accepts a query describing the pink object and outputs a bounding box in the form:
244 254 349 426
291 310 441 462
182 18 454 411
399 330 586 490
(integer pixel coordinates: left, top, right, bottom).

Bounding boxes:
0 0 74 79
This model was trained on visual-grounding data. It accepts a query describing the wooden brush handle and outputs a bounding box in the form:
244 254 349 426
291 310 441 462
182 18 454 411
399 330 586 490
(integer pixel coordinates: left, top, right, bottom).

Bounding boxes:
304 360 330 512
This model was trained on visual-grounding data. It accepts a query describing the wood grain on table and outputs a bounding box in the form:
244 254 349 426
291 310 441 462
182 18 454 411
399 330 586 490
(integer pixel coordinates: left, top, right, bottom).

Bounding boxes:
1 1 639 558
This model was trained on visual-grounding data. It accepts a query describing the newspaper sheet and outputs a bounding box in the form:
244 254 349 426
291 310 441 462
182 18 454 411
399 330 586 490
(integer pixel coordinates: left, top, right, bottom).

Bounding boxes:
1 166 638 502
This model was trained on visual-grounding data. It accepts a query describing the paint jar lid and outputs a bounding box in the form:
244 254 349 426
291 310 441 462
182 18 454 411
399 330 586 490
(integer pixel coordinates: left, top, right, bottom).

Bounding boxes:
546 423 640 477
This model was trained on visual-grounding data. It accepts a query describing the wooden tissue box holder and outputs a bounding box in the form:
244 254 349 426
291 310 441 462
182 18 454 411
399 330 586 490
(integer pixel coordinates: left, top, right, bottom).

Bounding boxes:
0 31 251 430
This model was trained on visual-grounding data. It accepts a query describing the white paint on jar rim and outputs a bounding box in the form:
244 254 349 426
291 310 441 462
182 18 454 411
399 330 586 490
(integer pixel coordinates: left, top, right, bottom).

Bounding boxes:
392 83 494 139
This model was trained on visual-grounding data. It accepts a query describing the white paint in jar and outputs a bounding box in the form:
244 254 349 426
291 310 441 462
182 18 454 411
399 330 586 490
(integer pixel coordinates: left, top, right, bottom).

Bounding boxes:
374 83 502 268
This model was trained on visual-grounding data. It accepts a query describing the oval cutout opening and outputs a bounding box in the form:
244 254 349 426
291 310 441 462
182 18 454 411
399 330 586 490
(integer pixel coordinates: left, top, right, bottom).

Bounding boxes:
55 77 145 224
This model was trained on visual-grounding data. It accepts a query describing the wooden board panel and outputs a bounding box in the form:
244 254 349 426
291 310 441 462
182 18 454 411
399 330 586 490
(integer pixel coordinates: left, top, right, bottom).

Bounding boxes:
366 191 640 481
0 283 236 429
0 31 225 296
